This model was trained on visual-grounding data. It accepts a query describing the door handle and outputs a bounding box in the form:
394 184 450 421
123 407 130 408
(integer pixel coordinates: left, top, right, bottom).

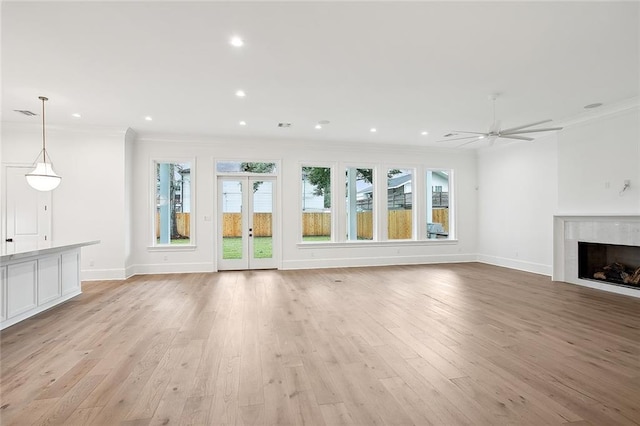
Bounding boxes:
5 238 13 242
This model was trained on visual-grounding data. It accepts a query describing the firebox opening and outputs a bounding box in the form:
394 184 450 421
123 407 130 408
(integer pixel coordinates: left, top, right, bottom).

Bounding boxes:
578 242 640 288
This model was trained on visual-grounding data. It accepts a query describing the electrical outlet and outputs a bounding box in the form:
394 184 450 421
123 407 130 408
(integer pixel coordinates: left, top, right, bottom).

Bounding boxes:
163 255 168 262
89 259 94 267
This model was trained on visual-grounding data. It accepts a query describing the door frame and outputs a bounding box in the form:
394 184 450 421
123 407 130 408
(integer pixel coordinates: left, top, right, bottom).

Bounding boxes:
2 164 52 253
217 175 278 270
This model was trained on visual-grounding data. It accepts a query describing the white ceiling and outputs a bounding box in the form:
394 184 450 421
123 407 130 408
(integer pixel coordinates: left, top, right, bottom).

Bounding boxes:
2 1 639 147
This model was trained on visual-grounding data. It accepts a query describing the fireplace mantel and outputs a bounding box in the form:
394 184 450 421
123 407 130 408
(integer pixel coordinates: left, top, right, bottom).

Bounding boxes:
553 215 640 298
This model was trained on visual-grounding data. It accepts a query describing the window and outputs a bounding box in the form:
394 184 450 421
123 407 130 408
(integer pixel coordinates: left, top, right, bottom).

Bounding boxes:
387 168 413 240
427 170 451 239
302 166 331 242
346 167 373 240
216 161 276 174
155 161 193 245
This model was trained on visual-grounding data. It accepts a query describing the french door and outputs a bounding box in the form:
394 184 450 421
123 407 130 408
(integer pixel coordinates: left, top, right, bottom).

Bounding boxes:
217 176 276 270
3 165 51 253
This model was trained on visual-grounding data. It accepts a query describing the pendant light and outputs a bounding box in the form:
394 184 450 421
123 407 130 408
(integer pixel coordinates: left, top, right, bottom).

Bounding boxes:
26 96 61 191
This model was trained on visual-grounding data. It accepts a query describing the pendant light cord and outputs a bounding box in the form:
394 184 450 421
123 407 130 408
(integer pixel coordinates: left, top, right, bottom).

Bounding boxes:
39 96 48 164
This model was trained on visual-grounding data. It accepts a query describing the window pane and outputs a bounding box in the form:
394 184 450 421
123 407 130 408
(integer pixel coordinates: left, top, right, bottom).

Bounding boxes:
387 168 412 240
253 180 273 259
302 166 331 242
427 170 450 239
346 168 373 240
222 180 243 259
217 161 276 174
156 162 191 245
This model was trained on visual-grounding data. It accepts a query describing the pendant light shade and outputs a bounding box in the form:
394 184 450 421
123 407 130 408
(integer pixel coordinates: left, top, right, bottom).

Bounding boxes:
26 96 61 191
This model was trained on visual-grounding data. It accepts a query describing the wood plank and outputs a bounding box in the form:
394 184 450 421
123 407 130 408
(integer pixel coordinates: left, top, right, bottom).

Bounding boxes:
1 265 639 425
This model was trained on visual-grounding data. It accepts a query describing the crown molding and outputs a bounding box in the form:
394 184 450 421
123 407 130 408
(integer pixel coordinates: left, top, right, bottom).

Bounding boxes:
1 120 128 138
554 96 639 129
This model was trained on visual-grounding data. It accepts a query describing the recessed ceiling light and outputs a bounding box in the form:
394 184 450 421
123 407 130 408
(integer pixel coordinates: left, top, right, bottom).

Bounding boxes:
235 90 246 98
421 131 428 136
315 124 322 129
584 102 603 109
239 120 247 126
370 128 377 133
72 113 81 118
230 36 244 47
145 116 153 121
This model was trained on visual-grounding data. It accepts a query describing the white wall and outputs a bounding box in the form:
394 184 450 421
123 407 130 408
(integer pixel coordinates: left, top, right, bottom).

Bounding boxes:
124 128 136 276
128 136 478 274
1 123 128 280
557 108 640 214
477 134 559 275
476 103 639 276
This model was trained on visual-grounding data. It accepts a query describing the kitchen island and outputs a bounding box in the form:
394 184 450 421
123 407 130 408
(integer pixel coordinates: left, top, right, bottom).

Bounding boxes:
0 240 99 330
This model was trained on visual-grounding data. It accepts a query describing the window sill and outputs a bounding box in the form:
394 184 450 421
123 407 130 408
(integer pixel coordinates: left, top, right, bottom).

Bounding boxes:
147 245 197 252
297 239 458 249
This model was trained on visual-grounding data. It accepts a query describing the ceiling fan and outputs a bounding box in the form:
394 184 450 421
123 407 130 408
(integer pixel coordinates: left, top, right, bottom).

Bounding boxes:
439 95 563 147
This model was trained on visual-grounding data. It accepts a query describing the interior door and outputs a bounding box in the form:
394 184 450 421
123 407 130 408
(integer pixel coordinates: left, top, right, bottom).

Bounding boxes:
218 176 276 270
3 166 52 253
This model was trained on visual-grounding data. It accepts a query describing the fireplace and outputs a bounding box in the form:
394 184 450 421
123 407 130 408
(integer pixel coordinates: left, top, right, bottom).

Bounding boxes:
578 242 640 288
554 216 640 298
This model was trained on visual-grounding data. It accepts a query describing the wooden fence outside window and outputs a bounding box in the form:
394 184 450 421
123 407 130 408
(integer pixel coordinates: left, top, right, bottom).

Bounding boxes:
157 209 449 239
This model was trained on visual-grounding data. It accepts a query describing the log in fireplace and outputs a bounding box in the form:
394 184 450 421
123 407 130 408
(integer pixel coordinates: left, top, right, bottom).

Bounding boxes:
578 242 640 288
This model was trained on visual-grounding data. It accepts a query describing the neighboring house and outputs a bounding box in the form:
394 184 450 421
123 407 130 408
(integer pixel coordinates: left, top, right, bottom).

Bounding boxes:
357 170 449 210
221 181 274 213
301 177 325 212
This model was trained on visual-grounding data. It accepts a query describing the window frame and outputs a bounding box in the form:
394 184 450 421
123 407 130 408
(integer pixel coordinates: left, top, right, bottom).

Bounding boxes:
426 168 454 240
342 164 377 242
299 163 336 243
148 157 197 250
383 166 417 241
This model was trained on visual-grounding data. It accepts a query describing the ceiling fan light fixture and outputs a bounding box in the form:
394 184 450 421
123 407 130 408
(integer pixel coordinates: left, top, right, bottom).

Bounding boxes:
25 96 62 191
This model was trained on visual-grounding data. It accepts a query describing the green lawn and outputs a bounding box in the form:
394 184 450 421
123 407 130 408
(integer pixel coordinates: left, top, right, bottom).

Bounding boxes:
157 238 191 245
302 235 331 242
222 235 332 260
223 237 273 259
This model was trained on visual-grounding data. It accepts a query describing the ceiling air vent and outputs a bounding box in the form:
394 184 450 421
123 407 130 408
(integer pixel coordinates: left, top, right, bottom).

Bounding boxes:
278 122 292 128
14 109 37 116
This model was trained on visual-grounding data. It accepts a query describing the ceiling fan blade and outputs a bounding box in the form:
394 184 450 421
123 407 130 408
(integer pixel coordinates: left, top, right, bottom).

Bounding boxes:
501 127 563 135
456 138 483 148
499 135 534 141
451 130 487 135
436 135 487 142
500 119 552 134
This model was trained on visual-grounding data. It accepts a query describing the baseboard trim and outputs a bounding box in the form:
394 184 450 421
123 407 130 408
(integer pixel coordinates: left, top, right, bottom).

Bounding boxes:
80 268 127 281
477 254 552 276
127 262 215 276
281 254 476 270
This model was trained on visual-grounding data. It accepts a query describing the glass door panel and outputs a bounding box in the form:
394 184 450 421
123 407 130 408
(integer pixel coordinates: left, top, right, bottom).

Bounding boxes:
218 176 276 270
252 180 273 260
222 180 244 260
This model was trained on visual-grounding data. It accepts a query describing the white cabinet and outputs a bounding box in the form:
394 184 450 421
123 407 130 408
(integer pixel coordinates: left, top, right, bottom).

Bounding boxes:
38 255 61 305
7 261 37 318
0 266 6 322
61 252 80 296
0 241 98 330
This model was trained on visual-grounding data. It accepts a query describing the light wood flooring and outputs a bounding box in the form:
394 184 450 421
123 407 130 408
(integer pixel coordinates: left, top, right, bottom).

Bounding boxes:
1 263 639 425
